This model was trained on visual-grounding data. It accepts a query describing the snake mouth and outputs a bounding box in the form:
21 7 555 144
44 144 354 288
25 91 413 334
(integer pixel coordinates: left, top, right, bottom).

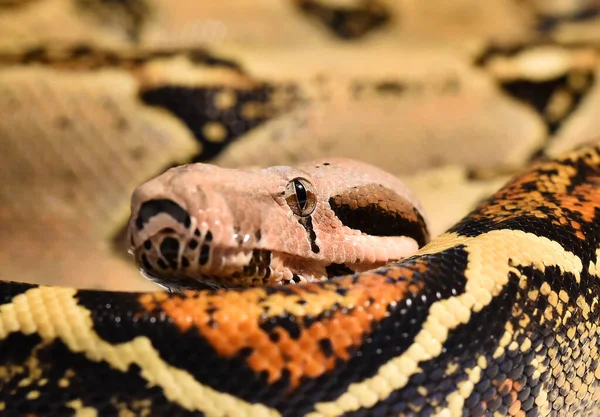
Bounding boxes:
131 225 278 290
131 225 354 291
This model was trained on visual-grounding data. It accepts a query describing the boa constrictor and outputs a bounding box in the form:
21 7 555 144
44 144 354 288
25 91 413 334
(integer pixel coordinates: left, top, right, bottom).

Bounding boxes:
0 140 600 417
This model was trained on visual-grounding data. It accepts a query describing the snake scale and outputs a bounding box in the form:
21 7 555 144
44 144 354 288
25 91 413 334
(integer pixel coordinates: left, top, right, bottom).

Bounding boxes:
1 137 600 416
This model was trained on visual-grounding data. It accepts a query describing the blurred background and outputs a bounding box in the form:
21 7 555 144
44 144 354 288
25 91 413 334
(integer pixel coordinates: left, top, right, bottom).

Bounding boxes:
1 0 599 291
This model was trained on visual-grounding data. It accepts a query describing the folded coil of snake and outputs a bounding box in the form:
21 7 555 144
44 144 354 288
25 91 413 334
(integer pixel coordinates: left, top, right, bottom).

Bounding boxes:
1 140 600 417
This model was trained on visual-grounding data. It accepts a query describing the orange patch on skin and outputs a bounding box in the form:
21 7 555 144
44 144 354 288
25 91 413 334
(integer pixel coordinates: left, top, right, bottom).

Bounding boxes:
557 179 600 223
472 162 600 240
493 377 525 417
138 263 425 389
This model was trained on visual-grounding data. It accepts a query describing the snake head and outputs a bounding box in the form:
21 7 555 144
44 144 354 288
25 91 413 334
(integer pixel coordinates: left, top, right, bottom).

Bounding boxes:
128 159 429 291
127 163 278 290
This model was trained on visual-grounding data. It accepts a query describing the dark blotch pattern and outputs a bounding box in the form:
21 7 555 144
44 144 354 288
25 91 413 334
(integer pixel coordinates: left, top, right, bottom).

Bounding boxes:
325 263 354 278
199 244 211 265
0 281 38 305
0 335 200 416
141 254 153 272
135 199 191 230
296 0 390 39
329 198 429 247
140 86 273 161
499 71 595 134
160 237 180 269
298 216 320 253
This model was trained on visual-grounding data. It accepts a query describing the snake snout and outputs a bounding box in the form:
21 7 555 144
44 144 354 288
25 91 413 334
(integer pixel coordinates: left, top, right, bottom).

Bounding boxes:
127 197 197 284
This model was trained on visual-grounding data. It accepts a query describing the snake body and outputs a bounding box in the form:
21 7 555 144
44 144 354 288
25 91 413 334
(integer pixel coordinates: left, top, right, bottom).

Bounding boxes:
1 141 600 416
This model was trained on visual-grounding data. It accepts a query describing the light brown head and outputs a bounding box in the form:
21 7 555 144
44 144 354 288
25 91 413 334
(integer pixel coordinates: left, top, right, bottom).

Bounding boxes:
127 158 429 290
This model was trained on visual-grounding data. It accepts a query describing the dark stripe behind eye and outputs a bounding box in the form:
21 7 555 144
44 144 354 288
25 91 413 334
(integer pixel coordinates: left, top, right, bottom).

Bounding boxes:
329 198 429 247
135 199 191 230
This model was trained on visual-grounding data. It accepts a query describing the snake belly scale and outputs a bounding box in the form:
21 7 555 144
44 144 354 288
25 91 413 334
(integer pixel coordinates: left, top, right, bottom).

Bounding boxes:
0 142 600 416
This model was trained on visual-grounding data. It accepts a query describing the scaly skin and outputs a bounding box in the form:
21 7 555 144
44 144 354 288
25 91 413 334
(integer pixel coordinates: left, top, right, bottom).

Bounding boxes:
128 157 429 289
0 141 600 416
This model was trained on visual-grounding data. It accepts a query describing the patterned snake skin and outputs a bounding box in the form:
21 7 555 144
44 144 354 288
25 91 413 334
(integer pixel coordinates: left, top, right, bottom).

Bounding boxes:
0 140 600 416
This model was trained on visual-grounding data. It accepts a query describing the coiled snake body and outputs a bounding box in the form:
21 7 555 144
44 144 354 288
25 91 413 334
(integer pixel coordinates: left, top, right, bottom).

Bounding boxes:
1 141 600 416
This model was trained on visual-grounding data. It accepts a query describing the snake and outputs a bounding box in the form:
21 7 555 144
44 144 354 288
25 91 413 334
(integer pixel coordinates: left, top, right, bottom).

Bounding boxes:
1 140 600 416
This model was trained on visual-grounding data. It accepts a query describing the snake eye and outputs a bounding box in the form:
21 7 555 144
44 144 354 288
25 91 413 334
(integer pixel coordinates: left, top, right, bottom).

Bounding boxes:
284 177 317 217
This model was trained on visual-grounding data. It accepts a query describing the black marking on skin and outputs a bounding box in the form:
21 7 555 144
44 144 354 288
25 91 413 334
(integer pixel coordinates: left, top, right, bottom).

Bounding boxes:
325 263 355 278
199 244 211 265
143 240 152 250
13 45 241 70
263 267 272 282
298 216 320 253
160 237 180 268
243 265 257 276
194 228 201 237
140 86 274 161
319 339 334 357
499 71 595 134
205 231 213 242
0 0 41 10
0 335 200 416
535 8 600 32
188 239 198 250
474 42 535 67
157 259 168 269
296 0 390 40
0 281 38 305
236 250 273 282
141 254 153 272
135 199 191 230
329 198 429 247
0 332 42 366
375 81 406 95
181 256 190 268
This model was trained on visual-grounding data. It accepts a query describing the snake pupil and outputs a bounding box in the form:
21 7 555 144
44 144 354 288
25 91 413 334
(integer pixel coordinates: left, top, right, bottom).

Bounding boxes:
294 179 307 210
